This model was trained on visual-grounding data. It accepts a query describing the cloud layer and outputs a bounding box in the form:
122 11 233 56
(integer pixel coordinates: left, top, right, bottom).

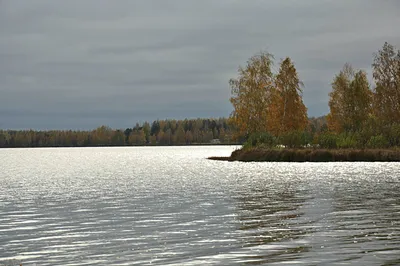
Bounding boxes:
1 0 399 129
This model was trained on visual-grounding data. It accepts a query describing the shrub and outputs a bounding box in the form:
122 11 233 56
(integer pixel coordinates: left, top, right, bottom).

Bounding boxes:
317 133 338 149
278 131 308 148
336 133 360 149
367 135 389 149
388 123 400 147
243 132 276 149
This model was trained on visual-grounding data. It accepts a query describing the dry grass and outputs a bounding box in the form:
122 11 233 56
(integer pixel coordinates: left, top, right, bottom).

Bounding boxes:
209 148 400 162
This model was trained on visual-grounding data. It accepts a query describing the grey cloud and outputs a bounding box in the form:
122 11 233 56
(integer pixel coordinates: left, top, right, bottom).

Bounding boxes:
1 0 399 129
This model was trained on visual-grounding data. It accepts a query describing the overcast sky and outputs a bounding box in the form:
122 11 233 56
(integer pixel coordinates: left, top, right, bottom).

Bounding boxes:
1 0 399 129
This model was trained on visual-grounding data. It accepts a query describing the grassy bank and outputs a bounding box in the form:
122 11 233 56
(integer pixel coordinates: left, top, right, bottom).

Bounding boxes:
209 148 400 162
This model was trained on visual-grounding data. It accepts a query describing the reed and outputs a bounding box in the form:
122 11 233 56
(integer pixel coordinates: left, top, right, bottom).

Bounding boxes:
209 148 400 162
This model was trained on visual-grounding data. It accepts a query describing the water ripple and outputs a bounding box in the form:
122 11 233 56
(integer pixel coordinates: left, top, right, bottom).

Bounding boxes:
0 146 399 265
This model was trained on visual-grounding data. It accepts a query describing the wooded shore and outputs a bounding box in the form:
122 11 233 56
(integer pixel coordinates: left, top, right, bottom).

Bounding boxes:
208 148 400 162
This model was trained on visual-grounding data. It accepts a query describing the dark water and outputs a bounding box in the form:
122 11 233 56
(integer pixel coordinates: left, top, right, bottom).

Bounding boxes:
1 146 400 265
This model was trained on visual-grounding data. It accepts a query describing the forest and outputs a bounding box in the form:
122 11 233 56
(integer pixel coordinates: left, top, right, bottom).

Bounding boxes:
0 42 398 149
0 118 236 148
0 116 327 148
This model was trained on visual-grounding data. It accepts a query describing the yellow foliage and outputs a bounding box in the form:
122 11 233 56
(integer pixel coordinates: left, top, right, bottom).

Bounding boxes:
327 64 372 133
229 54 308 138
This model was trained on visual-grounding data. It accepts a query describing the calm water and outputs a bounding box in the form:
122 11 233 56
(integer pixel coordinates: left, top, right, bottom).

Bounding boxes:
0 146 400 266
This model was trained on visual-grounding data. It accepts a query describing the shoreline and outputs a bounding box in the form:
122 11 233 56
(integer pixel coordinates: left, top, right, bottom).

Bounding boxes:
208 148 400 162
0 143 241 149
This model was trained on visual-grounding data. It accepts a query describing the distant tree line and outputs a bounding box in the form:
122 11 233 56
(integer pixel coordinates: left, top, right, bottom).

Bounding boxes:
231 42 400 149
0 118 236 148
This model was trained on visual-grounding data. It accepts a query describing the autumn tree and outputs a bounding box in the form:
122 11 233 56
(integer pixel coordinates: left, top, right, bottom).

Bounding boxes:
185 130 193 144
327 64 372 133
111 130 125 146
372 42 400 125
142 122 151 143
174 125 186 144
229 52 275 138
268 57 308 135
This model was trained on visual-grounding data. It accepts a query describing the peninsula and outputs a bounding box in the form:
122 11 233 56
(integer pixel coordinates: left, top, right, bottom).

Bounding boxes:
211 42 400 162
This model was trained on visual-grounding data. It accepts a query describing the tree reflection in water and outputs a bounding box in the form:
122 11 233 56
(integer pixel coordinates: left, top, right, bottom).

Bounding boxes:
232 181 313 264
328 178 400 263
231 173 400 265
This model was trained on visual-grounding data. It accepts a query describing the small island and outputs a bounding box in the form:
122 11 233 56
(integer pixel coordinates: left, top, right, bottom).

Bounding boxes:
211 42 400 162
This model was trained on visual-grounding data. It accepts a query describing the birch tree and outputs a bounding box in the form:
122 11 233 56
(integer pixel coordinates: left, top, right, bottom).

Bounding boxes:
229 52 275 137
372 42 400 125
327 64 372 133
271 57 308 135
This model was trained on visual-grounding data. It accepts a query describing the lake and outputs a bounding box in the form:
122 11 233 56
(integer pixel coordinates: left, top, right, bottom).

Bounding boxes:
1 146 399 265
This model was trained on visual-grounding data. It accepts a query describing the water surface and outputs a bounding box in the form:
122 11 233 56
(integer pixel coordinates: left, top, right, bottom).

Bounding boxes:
1 146 399 265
